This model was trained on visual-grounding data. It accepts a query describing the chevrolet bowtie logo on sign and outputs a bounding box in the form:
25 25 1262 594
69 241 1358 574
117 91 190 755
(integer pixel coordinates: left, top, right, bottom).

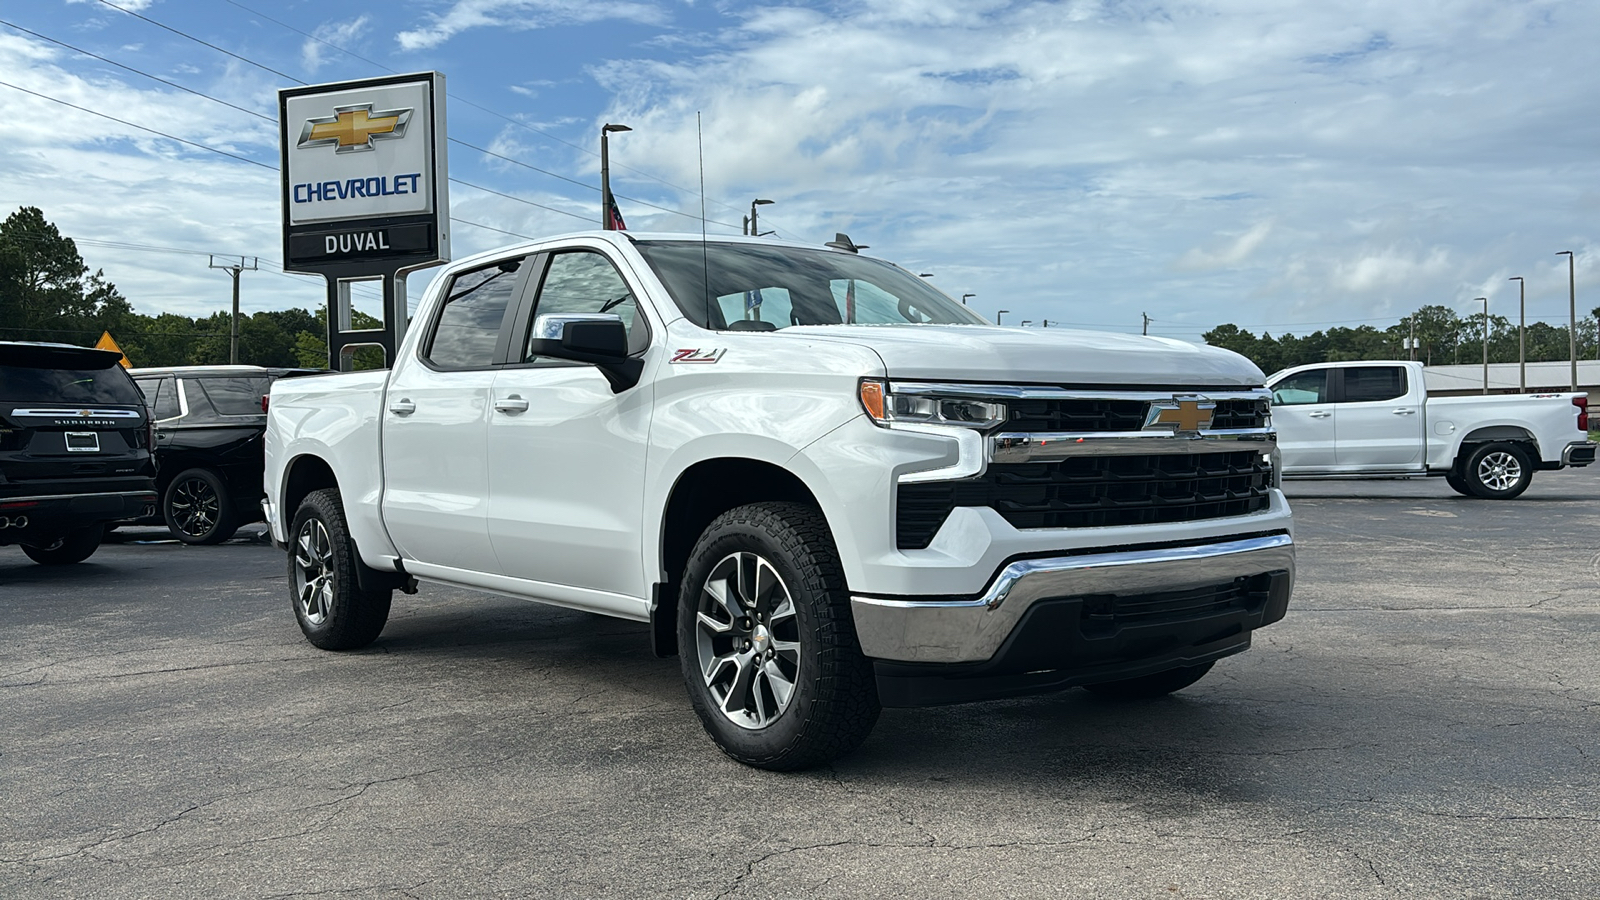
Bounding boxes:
298 105 412 153
1144 396 1216 433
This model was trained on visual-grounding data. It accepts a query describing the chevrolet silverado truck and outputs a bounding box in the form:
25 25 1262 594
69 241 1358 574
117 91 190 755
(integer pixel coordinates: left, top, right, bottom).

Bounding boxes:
264 232 1295 770
1268 360 1594 498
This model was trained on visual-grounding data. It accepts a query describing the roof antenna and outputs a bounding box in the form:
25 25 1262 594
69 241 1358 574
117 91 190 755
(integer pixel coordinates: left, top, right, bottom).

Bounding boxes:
826 233 867 254
698 112 711 328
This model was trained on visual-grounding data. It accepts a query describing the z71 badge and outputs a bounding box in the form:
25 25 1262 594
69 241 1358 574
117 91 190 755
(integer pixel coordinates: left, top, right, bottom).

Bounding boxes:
670 348 725 364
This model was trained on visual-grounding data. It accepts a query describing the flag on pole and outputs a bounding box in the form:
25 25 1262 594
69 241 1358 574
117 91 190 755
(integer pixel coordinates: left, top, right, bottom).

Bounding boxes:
606 191 627 231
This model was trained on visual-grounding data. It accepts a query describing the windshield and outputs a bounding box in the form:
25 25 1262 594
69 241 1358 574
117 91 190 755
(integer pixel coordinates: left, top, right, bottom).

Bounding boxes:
633 241 986 331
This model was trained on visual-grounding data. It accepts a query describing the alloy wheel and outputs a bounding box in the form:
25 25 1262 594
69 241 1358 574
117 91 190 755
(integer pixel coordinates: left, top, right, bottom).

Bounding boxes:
169 476 220 538
293 519 336 625
1476 451 1522 492
694 551 802 729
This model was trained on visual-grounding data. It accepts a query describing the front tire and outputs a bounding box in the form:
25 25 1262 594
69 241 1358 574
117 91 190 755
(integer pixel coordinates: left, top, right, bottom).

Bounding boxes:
164 468 239 544
22 526 103 565
1463 442 1533 499
677 502 880 770
288 488 391 650
1083 662 1215 700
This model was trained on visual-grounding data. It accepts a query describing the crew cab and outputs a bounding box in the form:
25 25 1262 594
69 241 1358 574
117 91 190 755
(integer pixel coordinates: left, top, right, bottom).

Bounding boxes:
1268 360 1594 498
265 232 1296 769
1 342 157 564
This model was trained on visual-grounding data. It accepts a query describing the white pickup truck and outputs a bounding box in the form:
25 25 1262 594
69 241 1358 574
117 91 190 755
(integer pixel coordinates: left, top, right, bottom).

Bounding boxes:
264 231 1296 770
1268 360 1594 498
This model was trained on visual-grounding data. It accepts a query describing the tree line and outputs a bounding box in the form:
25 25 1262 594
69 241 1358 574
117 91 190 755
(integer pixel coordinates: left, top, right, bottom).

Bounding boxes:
0 206 380 369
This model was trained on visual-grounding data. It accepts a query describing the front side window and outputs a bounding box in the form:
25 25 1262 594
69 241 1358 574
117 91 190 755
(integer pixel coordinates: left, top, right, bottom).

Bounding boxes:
197 377 271 416
634 241 984 331
1341 366 1407 403
1272 370 1328 406
426 258 524 369
523 251 647 361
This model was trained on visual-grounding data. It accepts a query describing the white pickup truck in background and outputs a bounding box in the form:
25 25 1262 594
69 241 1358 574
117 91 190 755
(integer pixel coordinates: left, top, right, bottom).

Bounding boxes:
265 230 1297 770
1268 360 1594 498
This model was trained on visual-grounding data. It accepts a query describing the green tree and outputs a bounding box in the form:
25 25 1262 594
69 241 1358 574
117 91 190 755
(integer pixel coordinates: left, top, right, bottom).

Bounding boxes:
0 206 91 342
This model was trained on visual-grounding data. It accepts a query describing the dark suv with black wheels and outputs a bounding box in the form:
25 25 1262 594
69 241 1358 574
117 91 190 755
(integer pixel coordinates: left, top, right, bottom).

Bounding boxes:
1 342 158 565
128 366 322 544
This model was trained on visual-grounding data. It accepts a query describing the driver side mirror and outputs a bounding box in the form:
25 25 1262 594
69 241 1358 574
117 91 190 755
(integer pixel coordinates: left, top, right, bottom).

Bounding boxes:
525 314 643 393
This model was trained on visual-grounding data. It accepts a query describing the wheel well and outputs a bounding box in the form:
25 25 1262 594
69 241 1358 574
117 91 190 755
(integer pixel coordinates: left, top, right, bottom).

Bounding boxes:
652 458 823 658
282 455 339 523
1456 427 1538 468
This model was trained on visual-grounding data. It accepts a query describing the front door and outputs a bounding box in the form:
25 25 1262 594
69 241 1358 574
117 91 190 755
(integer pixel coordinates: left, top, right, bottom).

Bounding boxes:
1270 368 1338 472
485 249 655 602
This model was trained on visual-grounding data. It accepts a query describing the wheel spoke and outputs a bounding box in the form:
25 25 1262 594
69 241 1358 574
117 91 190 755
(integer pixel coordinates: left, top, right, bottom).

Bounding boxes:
762 658 795 709
719 653 756 718
697 611 733 634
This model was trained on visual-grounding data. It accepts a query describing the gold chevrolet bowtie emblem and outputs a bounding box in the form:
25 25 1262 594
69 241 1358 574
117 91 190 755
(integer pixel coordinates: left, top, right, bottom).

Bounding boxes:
298 105 412 153
1144 396 1216 432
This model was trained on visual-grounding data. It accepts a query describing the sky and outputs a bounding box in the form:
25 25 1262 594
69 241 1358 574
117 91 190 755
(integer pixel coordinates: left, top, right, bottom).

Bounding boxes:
1 0 1597 343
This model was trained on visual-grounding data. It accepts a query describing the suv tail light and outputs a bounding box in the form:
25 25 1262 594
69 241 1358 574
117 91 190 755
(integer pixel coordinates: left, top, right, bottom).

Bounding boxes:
1576 395 1589 432
261 394 269 413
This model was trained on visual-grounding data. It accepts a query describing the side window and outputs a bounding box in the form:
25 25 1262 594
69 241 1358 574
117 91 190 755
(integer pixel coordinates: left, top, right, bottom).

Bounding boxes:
1341 366 1407 404
1271 370 1328 406
197 377 271 416
180 379 221 422
523 251 647 361
426 258 525 369
150 377 182 420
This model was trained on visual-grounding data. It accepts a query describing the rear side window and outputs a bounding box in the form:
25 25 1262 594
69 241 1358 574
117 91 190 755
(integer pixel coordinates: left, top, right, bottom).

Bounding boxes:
427 258 525 369
138 377 182 420
196 377 271 416
0 363 143 405
1341 366 1407 403
1271 370 1328 406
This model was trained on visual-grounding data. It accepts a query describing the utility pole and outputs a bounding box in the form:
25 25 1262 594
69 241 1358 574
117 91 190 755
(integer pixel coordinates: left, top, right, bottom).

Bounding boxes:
1558 251 1577 390
749 199 773 237
1476 297 1488 394
1509 276 1525 391
1408 317 1416 362
208 255 258 364
1142 312 1152 336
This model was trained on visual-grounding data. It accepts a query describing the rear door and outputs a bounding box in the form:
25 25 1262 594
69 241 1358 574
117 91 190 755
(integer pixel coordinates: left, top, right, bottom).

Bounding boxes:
0 345 154 501
1332 365 1423 469
1269 367 1337 471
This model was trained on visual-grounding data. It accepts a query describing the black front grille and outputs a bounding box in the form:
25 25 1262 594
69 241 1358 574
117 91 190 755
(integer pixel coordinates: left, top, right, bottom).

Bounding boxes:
1001 396 1269 433
897 450 1272 549
1077 581 1250 637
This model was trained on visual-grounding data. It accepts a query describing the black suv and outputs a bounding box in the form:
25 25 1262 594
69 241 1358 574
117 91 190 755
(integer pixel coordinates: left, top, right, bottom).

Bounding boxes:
1 342 158 564
129 366 321 544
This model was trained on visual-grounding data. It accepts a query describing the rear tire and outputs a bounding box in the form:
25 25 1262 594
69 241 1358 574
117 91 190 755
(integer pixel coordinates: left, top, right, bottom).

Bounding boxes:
677 502 880 770
1444 469 1473 496
164 467 239 544
288 488 391 650
1463 442 1533 500
23 526 103 565
1083 662 1215 700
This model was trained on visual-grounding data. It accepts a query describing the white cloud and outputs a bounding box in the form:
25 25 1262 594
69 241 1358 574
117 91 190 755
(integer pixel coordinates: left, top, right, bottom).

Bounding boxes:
303 16 370 74
1177 221 1274 271
394 0 670 52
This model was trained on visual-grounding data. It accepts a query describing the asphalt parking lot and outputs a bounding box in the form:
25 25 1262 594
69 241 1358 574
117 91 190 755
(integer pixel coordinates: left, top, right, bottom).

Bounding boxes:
4 470 1599 899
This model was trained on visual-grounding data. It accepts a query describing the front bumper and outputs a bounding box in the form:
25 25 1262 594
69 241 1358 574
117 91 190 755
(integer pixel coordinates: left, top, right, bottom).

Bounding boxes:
1561 441 1596 467
851 533 1295 706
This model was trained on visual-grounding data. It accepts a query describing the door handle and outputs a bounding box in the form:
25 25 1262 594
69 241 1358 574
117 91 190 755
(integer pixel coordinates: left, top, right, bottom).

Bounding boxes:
1308 410 1331 419
388 398 415 416
1392 408 1416 415
494 395 530 414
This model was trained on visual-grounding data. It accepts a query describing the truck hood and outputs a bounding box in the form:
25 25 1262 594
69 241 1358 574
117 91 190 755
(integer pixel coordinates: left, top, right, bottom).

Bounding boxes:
782 324 1265 387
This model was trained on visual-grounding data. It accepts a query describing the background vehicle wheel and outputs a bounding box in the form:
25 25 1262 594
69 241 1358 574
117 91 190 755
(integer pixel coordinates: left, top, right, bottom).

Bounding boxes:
1444 469 1473 496
1463 442 1533 500
677 502 880 771
164 468 239 544
22 526 103 565
1083 662 1215 700
288 488 391 650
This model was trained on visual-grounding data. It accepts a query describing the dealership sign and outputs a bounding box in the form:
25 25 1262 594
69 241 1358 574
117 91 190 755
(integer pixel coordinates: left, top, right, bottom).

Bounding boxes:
278 72 449 273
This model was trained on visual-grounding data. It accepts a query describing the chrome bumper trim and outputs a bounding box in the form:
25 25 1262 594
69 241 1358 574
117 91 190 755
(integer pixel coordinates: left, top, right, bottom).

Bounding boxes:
990 429 1275 463
1561 440 1596 466
850 533 1295 664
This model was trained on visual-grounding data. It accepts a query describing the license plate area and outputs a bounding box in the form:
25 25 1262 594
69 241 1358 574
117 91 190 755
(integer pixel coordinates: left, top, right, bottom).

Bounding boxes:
65 431 101 453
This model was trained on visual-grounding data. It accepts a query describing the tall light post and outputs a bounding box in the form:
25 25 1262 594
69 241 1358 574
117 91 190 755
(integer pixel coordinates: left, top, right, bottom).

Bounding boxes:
1509 276 1525 391
1558 251 1577 390
600 123 630 230
748 199 773 236
995 309 1010 324
1476 297 1488 394
961 293 975 305
1020 320 1033 327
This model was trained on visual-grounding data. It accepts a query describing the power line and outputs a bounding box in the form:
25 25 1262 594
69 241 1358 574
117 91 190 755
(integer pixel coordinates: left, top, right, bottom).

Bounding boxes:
92 0 303 84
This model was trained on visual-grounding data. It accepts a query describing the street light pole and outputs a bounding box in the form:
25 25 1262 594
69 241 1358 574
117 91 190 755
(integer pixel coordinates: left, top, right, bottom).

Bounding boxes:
1509 276 1525 391
996 309 1010 325
600 123 631 229
960 293 975 305
1476 297 1488 394
749 199 773 236
1558 251 1577 390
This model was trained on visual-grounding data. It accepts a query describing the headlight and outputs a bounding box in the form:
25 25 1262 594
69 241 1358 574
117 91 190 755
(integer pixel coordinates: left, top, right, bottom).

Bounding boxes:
858 379 1007 430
